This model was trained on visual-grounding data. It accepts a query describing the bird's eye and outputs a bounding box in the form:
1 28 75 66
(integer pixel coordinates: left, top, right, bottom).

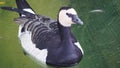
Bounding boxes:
66 13 73 17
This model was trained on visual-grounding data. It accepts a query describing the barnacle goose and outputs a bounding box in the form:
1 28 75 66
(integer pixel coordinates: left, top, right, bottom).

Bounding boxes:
1 0 84 67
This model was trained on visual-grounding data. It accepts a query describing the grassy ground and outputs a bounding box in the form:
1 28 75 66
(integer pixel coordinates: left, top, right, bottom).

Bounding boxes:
0 0 120 68
0 0 69 68
70 0 120 68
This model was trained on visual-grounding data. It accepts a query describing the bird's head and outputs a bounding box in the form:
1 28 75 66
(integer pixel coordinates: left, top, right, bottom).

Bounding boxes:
58 7 83 27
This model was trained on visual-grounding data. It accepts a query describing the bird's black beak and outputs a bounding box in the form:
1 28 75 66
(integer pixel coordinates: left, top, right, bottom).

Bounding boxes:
72 15 83 25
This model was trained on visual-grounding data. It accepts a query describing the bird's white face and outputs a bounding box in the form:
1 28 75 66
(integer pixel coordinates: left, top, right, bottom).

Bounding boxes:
58 8 83 27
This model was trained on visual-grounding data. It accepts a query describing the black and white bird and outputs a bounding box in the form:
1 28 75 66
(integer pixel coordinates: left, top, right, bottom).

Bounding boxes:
1 0 84 67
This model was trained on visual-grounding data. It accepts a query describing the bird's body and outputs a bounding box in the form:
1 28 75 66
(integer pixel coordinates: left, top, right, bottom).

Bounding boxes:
17 14 83 66
1 0 84 67
17 15 58 63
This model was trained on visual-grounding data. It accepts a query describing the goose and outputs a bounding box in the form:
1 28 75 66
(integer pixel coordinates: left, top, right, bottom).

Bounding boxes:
1 0 84 67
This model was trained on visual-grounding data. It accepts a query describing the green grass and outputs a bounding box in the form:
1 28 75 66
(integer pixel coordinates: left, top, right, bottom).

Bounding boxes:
0 0 120 68
70 0 120 68
0 0 69 68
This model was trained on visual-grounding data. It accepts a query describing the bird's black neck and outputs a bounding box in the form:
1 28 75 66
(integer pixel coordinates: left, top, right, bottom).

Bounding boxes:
58 22 72 41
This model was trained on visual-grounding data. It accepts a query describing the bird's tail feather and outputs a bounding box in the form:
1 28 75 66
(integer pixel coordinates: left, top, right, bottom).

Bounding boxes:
1 6 35 18
16 0 35 16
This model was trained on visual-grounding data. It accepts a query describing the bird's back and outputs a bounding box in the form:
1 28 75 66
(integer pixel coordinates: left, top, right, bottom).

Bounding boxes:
17 15 60 50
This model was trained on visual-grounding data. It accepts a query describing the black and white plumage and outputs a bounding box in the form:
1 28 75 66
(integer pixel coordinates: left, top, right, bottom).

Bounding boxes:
1 0 84 67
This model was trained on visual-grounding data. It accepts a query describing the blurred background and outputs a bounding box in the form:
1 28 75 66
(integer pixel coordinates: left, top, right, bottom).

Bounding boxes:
0 0 120 68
